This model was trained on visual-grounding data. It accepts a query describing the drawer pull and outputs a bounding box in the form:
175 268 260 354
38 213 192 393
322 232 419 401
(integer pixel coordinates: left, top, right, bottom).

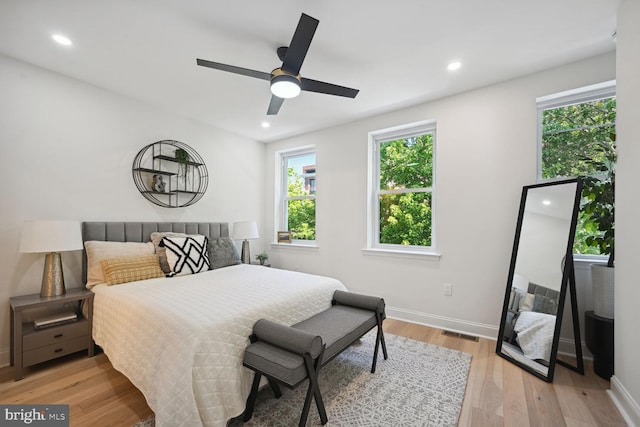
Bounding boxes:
54 334 63 338
54 348 63 353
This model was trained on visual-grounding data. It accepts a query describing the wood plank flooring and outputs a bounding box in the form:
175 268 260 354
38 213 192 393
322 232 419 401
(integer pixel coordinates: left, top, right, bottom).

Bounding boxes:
0 318 626 426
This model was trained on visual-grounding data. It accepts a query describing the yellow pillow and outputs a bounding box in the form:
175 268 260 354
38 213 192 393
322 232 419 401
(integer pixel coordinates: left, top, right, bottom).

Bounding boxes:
101 255 165 286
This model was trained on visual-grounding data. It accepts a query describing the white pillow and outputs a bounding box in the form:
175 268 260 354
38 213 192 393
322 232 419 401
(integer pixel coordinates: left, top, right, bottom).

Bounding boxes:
519 293 536 312
162 235 210 276
85 241 155 288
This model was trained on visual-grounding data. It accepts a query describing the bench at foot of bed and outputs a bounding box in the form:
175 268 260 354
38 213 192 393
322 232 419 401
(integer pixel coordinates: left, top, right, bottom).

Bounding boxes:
242 290 388 426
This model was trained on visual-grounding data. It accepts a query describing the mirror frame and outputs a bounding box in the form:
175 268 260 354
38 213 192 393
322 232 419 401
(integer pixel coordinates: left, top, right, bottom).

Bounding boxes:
496 178 583 382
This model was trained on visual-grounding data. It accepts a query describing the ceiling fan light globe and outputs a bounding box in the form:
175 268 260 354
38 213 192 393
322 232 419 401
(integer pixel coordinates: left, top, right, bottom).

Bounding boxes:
271 75 301 99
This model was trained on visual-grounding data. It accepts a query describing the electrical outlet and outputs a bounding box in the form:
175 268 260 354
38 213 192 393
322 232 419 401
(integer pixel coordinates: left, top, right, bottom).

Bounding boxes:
443 283 453 296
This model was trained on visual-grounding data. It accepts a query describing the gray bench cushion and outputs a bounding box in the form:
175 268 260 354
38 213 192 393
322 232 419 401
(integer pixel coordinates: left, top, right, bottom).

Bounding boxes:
243 306 377 386
243 341 309 386
293 305 377 363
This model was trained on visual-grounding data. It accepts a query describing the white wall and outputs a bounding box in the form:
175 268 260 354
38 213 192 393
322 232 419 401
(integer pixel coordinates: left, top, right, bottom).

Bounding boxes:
515 212 569 291
0 54 265 365
610 1 640 425
265 53 615 341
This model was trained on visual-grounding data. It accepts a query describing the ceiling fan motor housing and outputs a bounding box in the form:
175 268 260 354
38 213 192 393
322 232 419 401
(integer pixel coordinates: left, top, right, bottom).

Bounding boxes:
270 68 302 98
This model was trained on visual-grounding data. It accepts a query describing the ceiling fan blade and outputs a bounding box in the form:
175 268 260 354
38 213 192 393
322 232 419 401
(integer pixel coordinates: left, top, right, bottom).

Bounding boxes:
301 77 359 98
196 59 271 81
267 95 285 115
281 13 319 75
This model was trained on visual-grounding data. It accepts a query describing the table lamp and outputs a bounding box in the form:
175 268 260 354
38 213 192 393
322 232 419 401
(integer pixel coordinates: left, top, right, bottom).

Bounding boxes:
19 220 83 297
232 221 259 264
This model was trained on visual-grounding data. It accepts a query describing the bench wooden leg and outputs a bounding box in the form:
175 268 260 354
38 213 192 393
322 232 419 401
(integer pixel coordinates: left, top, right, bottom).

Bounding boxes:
268 377 282 398
300 354 328 426
371 313 388 373
381 328 388 360
243 372 262 422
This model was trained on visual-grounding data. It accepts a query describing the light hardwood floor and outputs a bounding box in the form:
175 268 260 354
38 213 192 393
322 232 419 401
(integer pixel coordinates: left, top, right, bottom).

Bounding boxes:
0 318 626 426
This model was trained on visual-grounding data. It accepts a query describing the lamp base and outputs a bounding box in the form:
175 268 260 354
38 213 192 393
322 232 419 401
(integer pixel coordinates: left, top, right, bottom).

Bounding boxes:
241 240 251 264
41 252 66 297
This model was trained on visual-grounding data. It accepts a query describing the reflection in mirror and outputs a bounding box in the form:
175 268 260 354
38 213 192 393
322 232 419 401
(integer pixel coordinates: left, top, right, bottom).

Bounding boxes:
496 178 582 382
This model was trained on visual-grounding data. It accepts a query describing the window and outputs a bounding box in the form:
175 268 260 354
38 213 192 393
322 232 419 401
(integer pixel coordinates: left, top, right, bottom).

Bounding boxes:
537 81 616 256
368 121 436 254
278 148 316 243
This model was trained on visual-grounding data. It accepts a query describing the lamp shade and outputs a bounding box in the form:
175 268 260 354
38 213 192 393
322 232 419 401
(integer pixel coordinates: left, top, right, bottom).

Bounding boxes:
20 220 83 253
232 221 259 240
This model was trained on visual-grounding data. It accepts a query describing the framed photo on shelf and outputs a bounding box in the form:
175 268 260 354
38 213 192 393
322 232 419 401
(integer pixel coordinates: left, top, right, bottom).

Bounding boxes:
277 231 292 243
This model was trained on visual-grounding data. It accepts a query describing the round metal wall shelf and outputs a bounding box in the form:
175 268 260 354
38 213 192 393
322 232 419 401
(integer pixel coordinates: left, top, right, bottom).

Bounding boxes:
132 140 208 208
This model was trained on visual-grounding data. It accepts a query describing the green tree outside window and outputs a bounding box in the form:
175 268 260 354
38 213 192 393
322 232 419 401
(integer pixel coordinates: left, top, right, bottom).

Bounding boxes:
378 134 434 246
540 96 616 255
287 166 316 240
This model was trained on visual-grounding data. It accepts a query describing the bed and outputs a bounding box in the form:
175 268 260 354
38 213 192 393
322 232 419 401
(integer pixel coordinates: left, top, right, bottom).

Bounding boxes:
81 222 346 427
503 282 559 362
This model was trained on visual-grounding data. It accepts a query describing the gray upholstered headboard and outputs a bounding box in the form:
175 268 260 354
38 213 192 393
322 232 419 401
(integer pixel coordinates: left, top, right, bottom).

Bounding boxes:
527 282 560 301
81 221 229 284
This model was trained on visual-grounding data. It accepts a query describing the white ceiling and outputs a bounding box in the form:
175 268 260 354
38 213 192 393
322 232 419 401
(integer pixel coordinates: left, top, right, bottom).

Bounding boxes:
0 0 620 142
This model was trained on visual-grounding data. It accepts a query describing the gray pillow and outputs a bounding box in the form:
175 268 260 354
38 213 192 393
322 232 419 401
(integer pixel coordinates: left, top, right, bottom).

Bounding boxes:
208 237 241 269
533 294 558 315
509 287 525 311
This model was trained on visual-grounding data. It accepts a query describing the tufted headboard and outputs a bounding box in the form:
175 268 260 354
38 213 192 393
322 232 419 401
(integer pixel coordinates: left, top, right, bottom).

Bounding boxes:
527 282 560 301
81 221 229 284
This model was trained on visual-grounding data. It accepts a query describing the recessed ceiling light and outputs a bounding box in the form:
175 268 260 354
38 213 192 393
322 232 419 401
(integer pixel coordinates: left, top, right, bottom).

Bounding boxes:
542 200 552 206
51 34 72 46
261 121 270 128
447 61 461 71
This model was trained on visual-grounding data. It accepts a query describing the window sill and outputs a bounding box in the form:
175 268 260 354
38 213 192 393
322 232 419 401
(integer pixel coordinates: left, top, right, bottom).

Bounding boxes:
270 243 319 251
361 248 441 261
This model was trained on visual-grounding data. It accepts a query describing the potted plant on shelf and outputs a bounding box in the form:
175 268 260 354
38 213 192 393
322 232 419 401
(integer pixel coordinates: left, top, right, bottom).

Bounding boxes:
255 252 269 266
174 148 190 177
581 134 616 319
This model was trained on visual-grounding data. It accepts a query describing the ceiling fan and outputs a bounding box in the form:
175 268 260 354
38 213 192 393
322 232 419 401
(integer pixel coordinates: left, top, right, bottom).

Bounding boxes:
196 13 359 115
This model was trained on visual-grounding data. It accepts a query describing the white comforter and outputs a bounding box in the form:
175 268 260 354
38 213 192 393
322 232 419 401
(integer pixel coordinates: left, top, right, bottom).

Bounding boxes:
514 310 556 362
91 264 346 427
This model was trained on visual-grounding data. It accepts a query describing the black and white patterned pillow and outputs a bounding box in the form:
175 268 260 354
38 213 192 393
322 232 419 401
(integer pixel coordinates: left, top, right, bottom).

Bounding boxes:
162 235 210 276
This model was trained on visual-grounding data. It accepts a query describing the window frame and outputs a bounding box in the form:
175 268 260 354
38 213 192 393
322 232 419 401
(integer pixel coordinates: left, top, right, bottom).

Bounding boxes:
536 80 616 183
536 80 616 262
366 120 438 257
275 146 317 246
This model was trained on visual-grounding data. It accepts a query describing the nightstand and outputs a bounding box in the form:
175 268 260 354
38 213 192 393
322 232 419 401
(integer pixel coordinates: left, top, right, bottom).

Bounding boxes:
251 262 271 267
10 288 95 380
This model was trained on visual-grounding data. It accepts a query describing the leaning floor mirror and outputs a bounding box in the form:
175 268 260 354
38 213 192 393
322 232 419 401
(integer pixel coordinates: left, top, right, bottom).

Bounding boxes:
496 178 585 382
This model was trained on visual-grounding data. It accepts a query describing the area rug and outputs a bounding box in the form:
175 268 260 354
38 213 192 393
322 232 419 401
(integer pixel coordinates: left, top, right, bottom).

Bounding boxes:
133 332 472 427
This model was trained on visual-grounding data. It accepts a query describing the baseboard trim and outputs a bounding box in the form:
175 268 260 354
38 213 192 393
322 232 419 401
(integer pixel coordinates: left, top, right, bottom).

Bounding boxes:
386 306 497 341
387 306 589 360
557 337 591 361
609 375 640 427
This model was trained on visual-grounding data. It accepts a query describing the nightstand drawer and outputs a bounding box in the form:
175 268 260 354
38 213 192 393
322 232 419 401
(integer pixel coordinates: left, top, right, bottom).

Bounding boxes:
23 336 89 367
23 320 88 351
